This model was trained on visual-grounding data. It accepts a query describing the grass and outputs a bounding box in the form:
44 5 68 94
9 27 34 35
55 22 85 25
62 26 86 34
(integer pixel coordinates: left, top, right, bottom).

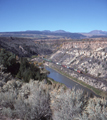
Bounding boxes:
31 55 38 59
48 77 65 86
49 66 107 98
48 77 68 91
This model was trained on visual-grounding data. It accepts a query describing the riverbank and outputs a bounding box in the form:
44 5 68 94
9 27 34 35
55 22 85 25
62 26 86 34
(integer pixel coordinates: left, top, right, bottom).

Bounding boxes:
48 64 107 98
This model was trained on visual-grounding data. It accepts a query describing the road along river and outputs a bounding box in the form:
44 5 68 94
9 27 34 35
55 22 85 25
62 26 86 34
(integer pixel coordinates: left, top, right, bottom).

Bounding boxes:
45 66 100 97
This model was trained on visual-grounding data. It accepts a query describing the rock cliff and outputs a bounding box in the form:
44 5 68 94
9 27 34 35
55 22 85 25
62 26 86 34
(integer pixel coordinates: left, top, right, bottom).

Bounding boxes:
50 39 107 91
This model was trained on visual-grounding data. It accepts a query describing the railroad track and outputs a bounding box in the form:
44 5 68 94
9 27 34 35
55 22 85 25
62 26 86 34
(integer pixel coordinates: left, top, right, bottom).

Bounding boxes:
42 57 103 81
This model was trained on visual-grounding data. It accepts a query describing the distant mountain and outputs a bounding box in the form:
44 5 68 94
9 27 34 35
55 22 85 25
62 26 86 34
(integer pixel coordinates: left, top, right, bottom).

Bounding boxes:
81 30 107 38
42 30 51 33
52 30 69 33
89 30 107 35
0 30 85 39
1 30 107 39
26 30 69 33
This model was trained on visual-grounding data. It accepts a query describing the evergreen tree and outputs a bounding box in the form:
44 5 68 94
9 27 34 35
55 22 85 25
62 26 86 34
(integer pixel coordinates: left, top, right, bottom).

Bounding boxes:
17 58 41 82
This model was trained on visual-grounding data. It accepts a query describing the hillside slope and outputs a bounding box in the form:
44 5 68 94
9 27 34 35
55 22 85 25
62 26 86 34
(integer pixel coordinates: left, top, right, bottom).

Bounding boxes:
49 39 107 92
0 37 53 57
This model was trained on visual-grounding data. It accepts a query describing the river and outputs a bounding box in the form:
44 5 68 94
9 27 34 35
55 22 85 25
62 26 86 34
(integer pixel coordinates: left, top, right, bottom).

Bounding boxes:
45 66 100 97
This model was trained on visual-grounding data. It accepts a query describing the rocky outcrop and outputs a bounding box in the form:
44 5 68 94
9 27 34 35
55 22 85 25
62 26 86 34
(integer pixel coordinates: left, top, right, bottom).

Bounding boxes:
50 40 107 78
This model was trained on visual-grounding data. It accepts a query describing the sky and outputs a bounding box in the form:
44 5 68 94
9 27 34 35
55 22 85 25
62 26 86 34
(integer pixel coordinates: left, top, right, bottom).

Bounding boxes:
0 0 107 33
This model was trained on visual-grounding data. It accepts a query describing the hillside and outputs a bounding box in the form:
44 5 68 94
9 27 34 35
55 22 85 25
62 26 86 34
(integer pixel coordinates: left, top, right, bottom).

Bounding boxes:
0 37 53 57
49 38 107 92
50 39 107 78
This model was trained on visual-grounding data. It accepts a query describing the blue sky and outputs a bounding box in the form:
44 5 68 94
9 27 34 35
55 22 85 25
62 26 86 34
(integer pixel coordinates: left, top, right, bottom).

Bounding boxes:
0 0 107 32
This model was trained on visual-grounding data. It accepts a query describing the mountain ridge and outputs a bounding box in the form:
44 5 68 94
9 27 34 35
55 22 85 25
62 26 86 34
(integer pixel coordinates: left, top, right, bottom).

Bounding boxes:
89 30 107 35
0 30 107 39
0 30 85 39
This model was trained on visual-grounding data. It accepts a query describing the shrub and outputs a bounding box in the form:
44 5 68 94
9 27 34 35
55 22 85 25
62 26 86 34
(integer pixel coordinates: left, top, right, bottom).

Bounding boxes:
38 62 43 66
0 49 20 75
1 80 107 120
98 73 101 77
78 97 107 120
51 87 88 120
85 68 88 73
17 82 52 120
0 81 52 120
16 58 41 82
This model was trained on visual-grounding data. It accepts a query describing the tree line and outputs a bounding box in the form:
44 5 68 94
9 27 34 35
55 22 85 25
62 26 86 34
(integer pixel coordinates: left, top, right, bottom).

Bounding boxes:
0 48 47 82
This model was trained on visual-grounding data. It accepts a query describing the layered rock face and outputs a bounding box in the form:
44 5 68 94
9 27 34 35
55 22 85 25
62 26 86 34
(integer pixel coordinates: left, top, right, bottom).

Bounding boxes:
50 40 107 91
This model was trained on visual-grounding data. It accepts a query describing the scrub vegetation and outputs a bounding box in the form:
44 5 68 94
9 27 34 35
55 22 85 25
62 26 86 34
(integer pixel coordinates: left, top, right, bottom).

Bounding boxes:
0 79 107 120
0 49 107 120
